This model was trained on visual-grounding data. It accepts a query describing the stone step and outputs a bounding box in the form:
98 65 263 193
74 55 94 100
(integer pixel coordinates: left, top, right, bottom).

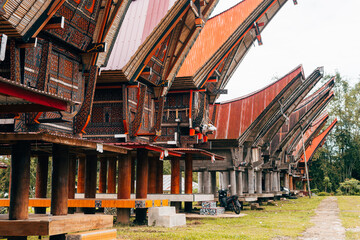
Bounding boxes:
201 201 217 208
148 207 186 227
148 206 176 217
200 207 225 215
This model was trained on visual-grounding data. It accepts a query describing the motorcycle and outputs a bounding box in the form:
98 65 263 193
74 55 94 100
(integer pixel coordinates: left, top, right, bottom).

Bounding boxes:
218 189 241 214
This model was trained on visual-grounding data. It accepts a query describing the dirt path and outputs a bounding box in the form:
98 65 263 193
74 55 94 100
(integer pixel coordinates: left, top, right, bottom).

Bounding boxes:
298 196 345 240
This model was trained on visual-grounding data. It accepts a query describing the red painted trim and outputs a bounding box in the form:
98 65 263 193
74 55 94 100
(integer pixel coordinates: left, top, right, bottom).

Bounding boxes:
34 112 43 124
0 81 68 111
189 128 195 136
81 115 91 134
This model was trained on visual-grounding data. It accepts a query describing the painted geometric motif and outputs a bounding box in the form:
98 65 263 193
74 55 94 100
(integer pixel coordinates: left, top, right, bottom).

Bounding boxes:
46 0 101 51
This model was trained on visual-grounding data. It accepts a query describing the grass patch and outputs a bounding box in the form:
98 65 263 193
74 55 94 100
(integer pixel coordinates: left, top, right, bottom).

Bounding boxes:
116 197 322 240
337 196 360 240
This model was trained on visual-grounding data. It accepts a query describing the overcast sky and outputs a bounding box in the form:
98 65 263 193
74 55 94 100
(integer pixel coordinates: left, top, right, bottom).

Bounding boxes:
212 0 360 102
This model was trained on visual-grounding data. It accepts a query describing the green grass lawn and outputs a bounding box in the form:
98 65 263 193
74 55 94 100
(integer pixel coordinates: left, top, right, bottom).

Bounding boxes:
116 197 323 240
337 196 360 240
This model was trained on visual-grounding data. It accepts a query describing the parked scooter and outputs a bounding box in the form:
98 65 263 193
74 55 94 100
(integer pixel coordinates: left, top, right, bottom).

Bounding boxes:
218 187 241 214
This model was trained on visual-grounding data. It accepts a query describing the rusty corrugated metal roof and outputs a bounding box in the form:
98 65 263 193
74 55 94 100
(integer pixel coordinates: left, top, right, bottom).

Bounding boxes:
293 112 329 158
102 0 175 71
208 66 303 140
300 118 337 163
177 0 263 77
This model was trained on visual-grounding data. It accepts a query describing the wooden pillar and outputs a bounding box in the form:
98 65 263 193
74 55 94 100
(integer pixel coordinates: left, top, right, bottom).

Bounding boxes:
248 168 255 194
211 172 217 194
9 141 31 220
35 155 49 214
203 170 211 194
230 170 237 196
51 144 69 216
289 175 294 190
198 172 203 193
77 156 85 193
68 155 76 199
107 158 116 194
265 172 271 192
184 154 193 194
184 154 193 212
236 171 243 196
67 155 77 214
84 153 97 214
99 159 107 194
256 171 262 194
117 154 132 224
170 158 180 194
131 156 135 194
284 173 290 189
135 149 148 224
156 159 163 194
148 156 157 194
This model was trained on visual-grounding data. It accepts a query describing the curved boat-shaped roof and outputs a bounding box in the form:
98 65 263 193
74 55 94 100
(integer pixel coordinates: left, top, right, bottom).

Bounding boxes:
269 83 334 157
178 0 264 77
292 111 329 159
100 0 218 85
102 0 176 71
208 65 304 140
300 118 337 163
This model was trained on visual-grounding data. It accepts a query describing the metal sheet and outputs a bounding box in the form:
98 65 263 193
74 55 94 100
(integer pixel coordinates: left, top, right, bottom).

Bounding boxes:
103 0 173 71
209 66 302 140
177 0 264 77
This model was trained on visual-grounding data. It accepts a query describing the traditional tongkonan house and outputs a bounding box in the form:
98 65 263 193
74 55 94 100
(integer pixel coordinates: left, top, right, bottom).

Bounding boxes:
286 111 329 191
81 0 219 222
156 0 291 207
295 118 337 190
201 66 323 203
0 0 136 238
268 77 335 193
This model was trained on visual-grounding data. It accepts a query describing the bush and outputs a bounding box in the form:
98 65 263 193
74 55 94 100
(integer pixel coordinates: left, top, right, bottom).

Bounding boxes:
317 192 330 196
338 178 360 195
311 189 320 194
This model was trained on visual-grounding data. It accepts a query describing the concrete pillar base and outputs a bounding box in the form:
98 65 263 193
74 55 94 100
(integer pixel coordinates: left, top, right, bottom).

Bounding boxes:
117 208 131 224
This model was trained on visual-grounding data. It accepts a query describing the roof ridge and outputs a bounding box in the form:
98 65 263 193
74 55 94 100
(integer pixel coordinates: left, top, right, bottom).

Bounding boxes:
217 65 303 104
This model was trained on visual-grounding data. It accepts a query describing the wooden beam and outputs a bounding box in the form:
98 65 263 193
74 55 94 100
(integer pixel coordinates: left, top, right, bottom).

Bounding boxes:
99 159 107 194
0 133 128 154
136 149 148 199
9 141 31 220
148 156 157 194
42 16 65 30
118 155 131 199
84 153 97 214
68 155 77 199
77 157 85 193
185 154 193 194
35 155 49 214
156 159 163 194
0 214 113 237
171 158 180 194
51 144 69 216
107 158 116 194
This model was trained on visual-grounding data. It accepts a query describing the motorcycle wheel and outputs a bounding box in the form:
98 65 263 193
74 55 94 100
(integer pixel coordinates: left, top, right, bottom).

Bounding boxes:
233 201 241 214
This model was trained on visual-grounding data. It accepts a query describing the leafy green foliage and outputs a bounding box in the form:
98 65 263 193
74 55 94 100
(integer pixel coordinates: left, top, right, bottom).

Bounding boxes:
309 72 360 193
